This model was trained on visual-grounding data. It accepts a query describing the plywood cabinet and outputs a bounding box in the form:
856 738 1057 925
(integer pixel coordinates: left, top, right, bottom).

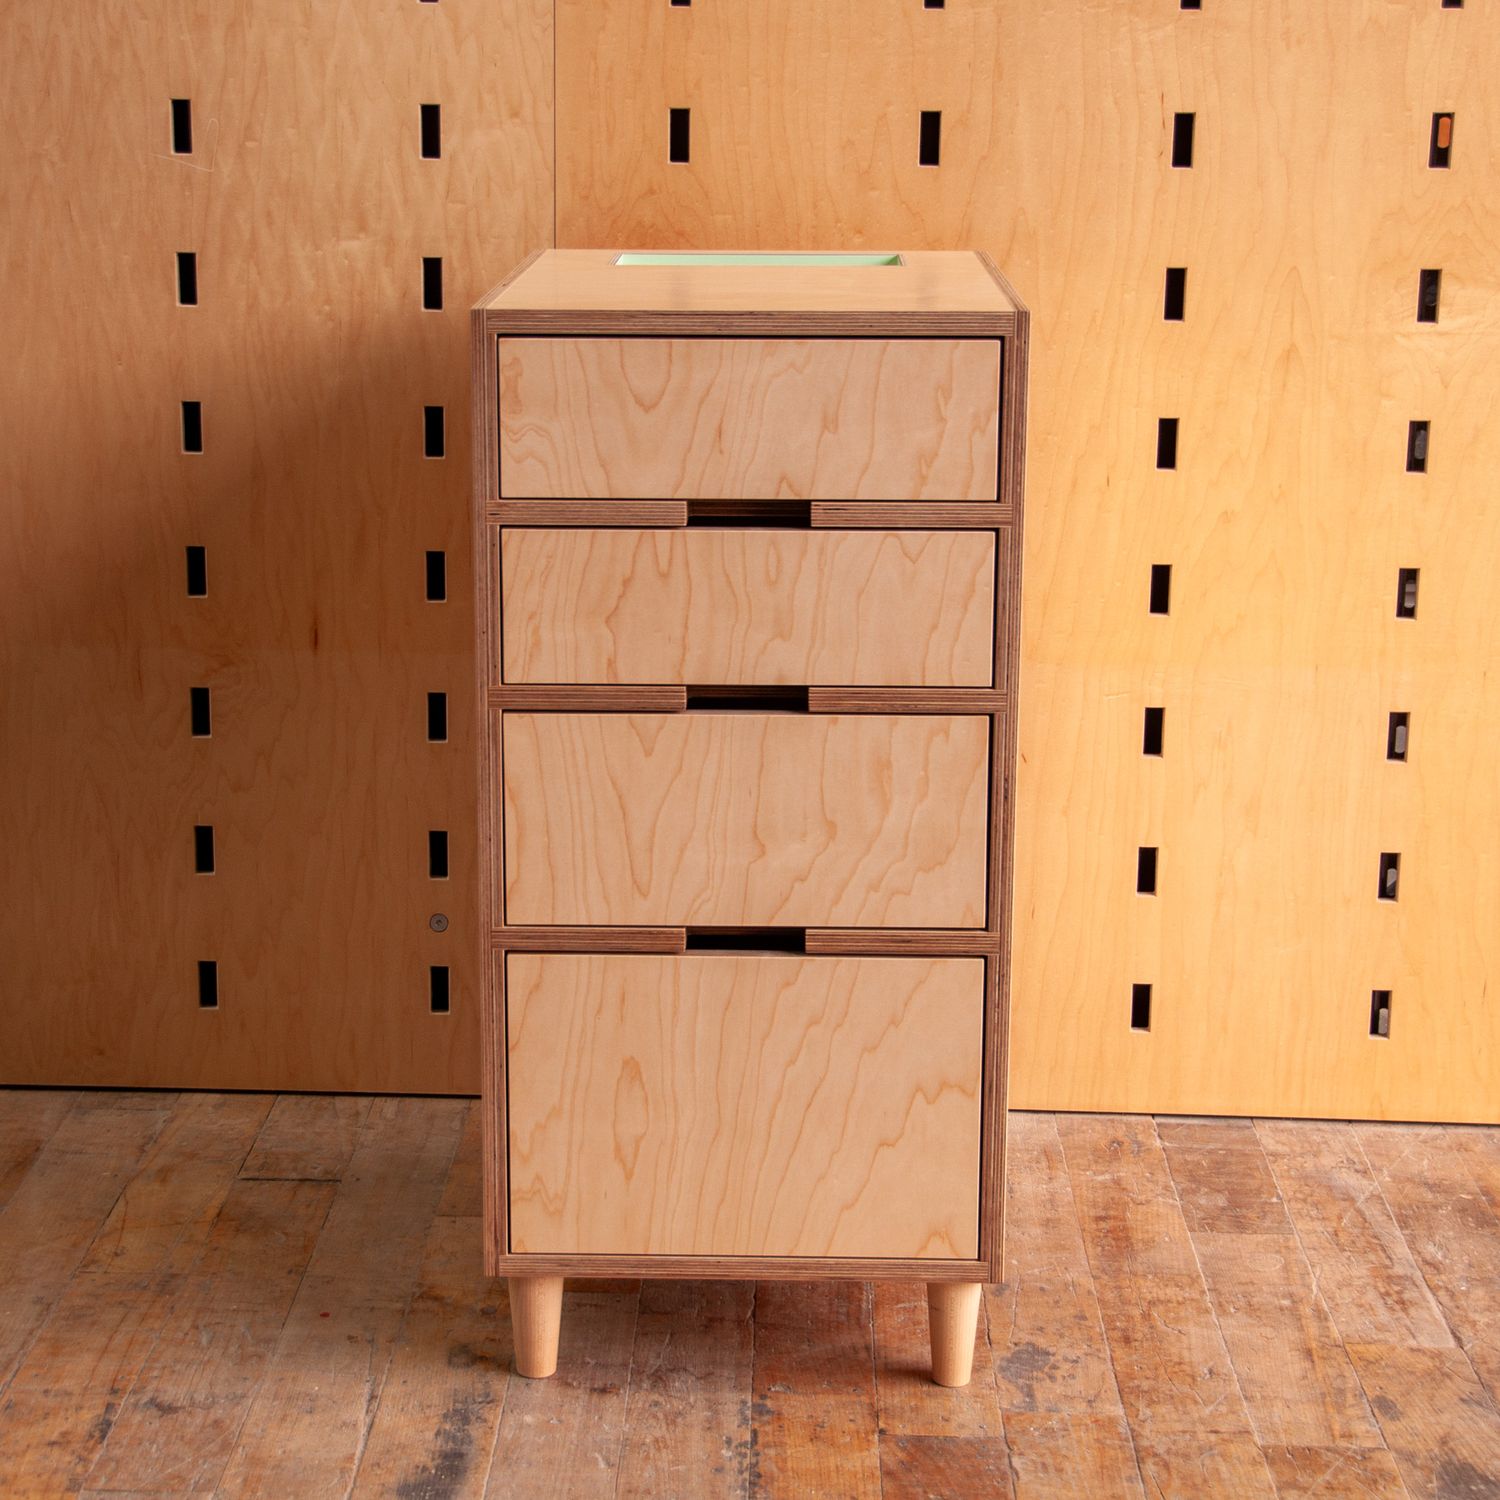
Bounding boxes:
472 249 1027 1386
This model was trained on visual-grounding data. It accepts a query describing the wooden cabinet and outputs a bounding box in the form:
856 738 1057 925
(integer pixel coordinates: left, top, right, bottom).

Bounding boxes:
472 249 1028 1388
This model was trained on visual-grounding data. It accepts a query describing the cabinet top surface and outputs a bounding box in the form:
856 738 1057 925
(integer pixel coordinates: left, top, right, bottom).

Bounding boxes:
479 249 1021 319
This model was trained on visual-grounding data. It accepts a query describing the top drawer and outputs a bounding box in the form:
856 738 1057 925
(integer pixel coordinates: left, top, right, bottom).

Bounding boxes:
498 338 1001 501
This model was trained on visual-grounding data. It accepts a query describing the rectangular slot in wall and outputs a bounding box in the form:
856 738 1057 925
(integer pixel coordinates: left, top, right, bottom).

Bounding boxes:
1429 112 1453 168
1131 983 1152 1031
176 252 198 306
185 545 207 597
425 549 447 602
189 686 212 737
1370 989 1392 1037
919 110 942 166
193 824 215 874
430 965 451 1014
170 98 192 154
422 256 443 310
1378 852 1401 901
197 959 218 1009
1171 112 1195 167
1417 269 1441 323
1387 712 1409 762
1149 564 1172 615
1163 267 1187 321
181 401 203 454
925 0 945 8
1406 420 1430 473
1143 706 1165 756
428 829 449 879
1137 846 1159 895
423 404 445 458
668 108 690 163
1396 568 1419 619
1156 417 1179 469
1181 0 1202 8
420 102 441 159
427 691 448 742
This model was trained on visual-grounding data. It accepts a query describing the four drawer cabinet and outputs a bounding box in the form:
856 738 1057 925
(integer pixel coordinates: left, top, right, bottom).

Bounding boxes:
471 250 1028 1387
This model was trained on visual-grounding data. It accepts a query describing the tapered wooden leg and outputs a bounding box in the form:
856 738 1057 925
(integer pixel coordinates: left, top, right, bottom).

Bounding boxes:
927 1281 982 1388
510 1275 564 1379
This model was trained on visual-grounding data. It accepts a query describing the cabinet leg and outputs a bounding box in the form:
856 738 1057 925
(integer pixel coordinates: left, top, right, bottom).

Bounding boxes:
509 1275 564 1379
927 1281 982 1388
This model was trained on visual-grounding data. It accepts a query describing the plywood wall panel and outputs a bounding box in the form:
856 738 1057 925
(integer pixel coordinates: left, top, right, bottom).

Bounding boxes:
6 0 1496 1118
556 0 1500 1121
0 1 551 1091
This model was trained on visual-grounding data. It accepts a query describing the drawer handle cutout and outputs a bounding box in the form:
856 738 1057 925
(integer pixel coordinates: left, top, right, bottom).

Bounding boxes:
685 928 807 954
686 500 811 528
684 686 809 712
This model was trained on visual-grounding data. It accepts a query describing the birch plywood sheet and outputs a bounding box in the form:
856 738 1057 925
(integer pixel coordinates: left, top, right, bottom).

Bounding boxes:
0 1 551 1089
557 0 1500 1120
505 953 984 1258
498 527 997 687
500 712 990 929
497 337 1001 499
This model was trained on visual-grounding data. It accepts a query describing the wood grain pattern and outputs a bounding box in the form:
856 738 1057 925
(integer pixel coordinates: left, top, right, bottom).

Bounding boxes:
79 1177 334 1495
498 337 1000 500
0 1094 269 1493
555 0 1500 1126
504 953 983 1258
213 1099 466 1499
614 1281 754 1498
500 711 989 928
489 500 687 527
0 1097 1494 1494
0 0 552 1095
498 527 996 687
0 1093 176 1392
749 1281 883 1500
348 1213 509 1498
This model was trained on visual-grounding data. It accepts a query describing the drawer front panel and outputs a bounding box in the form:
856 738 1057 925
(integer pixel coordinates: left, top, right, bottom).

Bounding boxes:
499 527 997 687
505 953 983 1258
500 712 990 928
498 338 1000 500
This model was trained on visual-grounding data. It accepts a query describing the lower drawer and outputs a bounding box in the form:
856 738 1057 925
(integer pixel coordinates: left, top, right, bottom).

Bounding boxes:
504 952 984 1258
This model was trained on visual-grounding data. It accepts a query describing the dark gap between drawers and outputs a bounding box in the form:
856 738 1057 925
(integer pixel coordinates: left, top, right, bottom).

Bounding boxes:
685 685 810 711
686 499 812 527
685 928 808 954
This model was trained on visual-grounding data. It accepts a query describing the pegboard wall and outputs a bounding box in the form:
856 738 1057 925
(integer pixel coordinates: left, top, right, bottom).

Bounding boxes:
3 1 1497 1121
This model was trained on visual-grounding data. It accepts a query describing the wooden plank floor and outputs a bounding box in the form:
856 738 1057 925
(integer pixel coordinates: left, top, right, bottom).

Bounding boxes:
0 1096 1497 1497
